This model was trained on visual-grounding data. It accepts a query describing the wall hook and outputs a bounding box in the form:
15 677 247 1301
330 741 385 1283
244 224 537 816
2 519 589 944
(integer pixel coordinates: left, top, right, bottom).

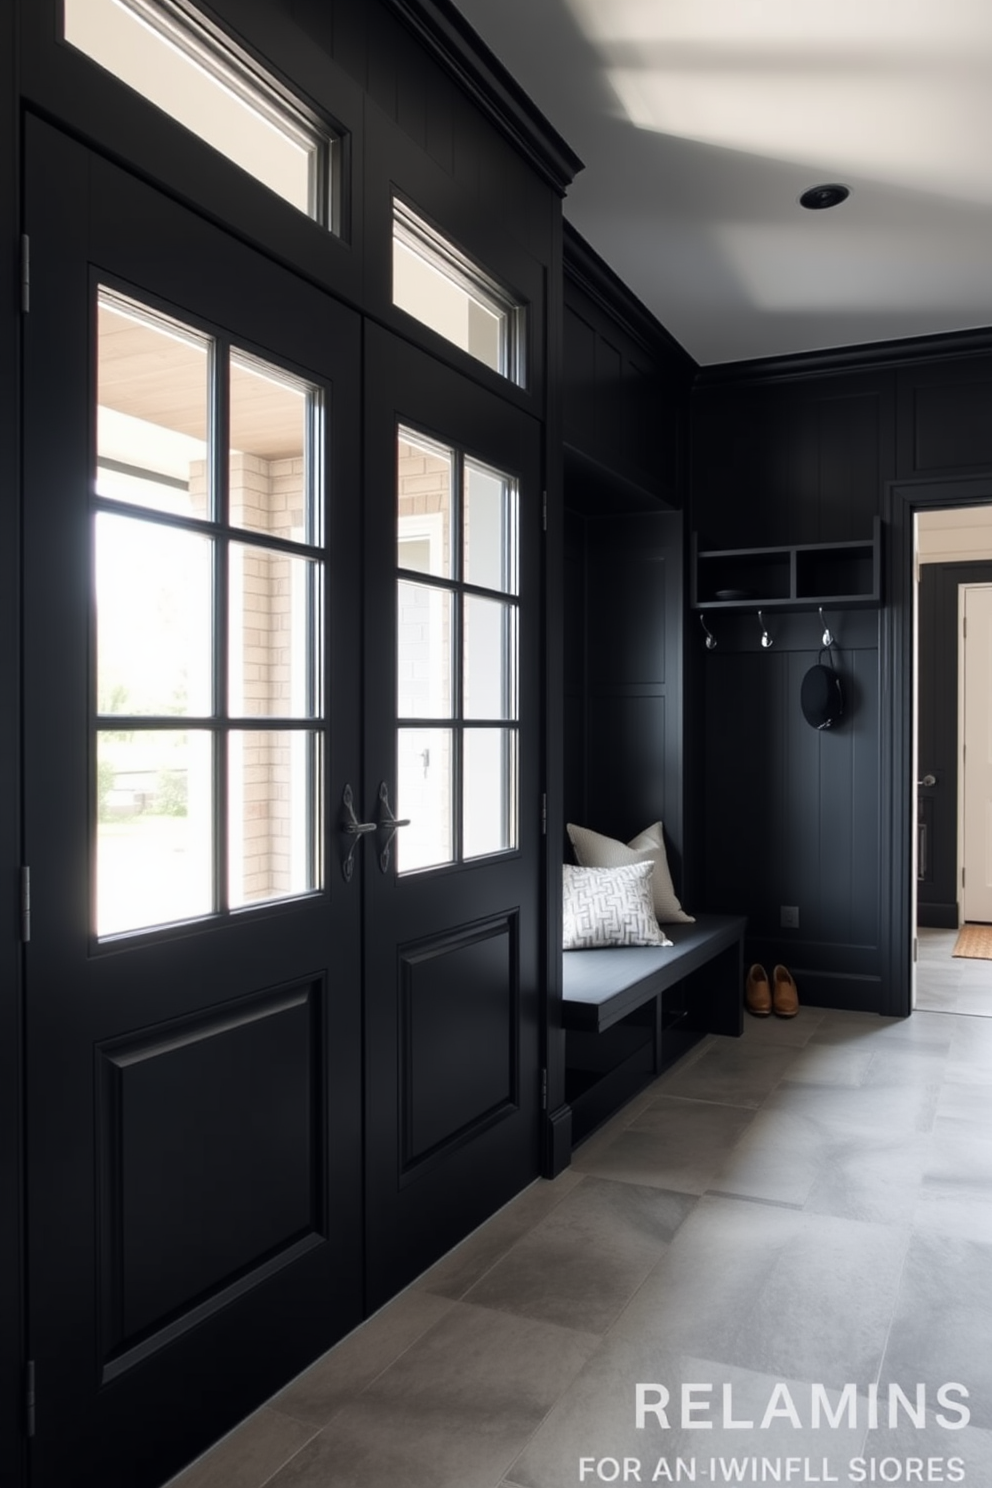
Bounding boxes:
819 607 833 647
699 614 717 650
758 610 773 648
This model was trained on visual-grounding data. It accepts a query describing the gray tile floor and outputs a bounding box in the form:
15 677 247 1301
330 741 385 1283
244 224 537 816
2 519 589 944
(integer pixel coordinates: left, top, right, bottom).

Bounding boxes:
916 926 992 1015
169 984 992 1488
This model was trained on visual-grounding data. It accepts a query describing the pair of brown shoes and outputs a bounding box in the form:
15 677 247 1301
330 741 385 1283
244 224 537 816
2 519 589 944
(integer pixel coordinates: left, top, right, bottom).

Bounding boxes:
745 963 798 1018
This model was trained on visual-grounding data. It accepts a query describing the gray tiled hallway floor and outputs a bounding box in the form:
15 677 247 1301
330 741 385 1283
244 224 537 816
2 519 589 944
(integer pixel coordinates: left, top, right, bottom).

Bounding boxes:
916 926 992 1015
169 1003 992 1488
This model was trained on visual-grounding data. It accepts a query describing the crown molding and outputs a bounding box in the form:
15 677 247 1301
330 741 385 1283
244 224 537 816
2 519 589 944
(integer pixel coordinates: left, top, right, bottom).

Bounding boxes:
383 0 583 196
694 325 992 390
564 220 697 375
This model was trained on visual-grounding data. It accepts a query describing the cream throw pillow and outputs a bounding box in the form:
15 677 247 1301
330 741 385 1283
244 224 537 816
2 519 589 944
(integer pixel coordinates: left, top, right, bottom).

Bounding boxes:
567 820 694 924
562 862 672 949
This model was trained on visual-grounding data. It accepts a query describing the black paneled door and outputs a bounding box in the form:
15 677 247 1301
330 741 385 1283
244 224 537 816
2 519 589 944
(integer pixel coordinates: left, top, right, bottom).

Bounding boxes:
23 122 364 1487
362 327 543 1307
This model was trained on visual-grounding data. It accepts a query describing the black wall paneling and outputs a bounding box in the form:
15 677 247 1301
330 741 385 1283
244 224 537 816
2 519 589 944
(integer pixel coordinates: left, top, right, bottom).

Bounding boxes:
563 510 685 879
692 336 992 1017
698 610 882 1009
563 224 694 508
897 355 992 477
0 0 23 1481
691 373 895 549
917 559 992 928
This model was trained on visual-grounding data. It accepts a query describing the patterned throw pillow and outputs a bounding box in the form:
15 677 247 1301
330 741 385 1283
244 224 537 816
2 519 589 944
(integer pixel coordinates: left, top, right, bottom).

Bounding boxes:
567 820 694 924
562 862 673 949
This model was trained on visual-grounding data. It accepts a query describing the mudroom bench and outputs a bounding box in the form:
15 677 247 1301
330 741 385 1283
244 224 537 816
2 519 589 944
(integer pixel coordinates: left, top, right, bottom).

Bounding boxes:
562 914 746 1144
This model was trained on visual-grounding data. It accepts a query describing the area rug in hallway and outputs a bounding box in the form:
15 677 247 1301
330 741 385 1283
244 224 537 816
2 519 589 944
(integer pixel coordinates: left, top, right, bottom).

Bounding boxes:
953 922 992 958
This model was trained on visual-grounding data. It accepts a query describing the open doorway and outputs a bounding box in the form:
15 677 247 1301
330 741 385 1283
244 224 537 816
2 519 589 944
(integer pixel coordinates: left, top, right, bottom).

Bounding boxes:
914 505 992 1015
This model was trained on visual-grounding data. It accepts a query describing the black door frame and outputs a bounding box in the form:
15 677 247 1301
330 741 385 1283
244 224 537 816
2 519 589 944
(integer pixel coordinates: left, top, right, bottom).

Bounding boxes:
882 473 992 1014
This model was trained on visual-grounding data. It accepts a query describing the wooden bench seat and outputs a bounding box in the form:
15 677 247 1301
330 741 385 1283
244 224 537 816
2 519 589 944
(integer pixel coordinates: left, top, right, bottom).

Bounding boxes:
561 914 746 1144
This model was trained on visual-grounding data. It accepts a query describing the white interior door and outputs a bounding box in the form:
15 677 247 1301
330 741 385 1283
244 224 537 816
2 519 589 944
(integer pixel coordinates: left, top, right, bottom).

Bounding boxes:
961 583 992 922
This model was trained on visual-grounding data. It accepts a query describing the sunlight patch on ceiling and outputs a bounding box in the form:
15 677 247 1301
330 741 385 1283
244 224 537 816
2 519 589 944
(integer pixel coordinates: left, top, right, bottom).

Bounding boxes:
566 0 992 201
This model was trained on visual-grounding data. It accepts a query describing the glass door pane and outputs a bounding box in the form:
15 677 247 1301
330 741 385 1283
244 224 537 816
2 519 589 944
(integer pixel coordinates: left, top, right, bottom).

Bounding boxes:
94 290 327 935
394 425 519 873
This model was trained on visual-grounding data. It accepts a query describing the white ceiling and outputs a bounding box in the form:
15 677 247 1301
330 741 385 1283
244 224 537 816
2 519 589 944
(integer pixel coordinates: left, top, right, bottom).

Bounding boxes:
451 0 992 365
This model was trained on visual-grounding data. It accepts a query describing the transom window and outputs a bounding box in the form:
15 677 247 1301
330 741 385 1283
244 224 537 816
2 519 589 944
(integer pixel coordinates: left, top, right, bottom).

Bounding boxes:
392 201 527 387
65 0 339 229
395 426 520 874
94 288 325 938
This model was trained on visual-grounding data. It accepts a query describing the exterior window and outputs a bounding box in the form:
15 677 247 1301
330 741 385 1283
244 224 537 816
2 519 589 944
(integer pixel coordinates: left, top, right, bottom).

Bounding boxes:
64 0 338 229
392 201 526 387
395 427 520 874
95 288 325 938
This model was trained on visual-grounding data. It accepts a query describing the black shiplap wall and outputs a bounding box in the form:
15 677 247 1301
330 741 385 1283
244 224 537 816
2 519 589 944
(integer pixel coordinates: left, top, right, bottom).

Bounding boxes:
561 231 693 895
691 344 992 1009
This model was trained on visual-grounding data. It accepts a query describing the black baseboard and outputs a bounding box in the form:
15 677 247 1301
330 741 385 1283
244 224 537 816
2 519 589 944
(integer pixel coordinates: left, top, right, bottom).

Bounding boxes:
542 1103 573 1178
787 969 886 1013
917 904 959 930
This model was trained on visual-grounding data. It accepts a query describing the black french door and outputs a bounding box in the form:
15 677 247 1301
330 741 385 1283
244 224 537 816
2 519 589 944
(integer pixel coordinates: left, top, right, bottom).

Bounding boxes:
22 120 363 1488
361 326 543 1307
22 115 545 1488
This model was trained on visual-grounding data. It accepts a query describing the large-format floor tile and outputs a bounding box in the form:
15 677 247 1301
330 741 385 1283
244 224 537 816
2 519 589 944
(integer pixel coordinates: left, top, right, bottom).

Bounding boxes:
718 1213 912 1387
803 1127 932 1225
264 1302 599 1488
774 1040 875 1086
762 1071 942 1136
573 1096 756 1194
611 1195 808 1359
463 1176 696 1335
659 1040 800 1108
913 1118 992 1241
167 1407 317 1488
270 1287 455 1428
881 1231 992 1431
416 1169 584 1302
875 1413 992 1484
707 1106 827 1207
740 1007 827 1047
507 1342 869 1488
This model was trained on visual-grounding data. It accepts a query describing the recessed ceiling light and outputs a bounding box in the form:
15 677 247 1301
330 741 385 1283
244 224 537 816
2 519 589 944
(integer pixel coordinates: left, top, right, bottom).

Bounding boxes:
800 183 850 210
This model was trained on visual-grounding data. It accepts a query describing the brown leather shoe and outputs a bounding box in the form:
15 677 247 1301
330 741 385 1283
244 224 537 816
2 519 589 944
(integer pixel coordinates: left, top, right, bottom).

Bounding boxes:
745 963 771 1016
772 964 799 1017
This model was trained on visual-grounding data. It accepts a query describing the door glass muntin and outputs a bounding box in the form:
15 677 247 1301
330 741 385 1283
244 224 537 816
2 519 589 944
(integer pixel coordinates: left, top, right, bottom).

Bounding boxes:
394 423 520 874
94 285 327 940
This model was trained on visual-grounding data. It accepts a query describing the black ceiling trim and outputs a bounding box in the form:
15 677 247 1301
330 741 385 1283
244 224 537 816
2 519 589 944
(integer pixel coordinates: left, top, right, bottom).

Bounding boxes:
694 325 992 390
383 0 583 196
564 220 698 375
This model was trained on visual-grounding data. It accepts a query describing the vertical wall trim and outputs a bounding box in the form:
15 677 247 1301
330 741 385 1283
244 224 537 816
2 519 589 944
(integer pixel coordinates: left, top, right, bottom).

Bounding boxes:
882 475 992 1015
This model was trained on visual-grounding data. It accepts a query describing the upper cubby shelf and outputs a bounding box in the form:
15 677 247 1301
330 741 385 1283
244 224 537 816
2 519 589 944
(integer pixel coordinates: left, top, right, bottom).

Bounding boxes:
692 516 881 610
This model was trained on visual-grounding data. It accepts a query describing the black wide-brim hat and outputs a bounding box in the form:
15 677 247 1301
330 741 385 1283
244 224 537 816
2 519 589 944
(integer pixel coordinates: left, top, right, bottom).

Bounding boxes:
801 658 844 729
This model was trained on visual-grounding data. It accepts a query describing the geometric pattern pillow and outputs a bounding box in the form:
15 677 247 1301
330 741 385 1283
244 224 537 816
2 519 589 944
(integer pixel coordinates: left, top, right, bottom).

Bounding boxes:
562 862 673 949
567 820 694 924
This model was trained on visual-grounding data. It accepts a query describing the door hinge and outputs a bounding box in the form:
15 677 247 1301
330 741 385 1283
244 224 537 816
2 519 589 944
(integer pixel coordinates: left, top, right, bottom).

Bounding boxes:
963 615 967 638
542 490 547 532
913 936 918 964
541 793 547 835
541 1068 548 1110
962 866 966 887
20 234 29 314
25 1360 35 1438
20 867 30 943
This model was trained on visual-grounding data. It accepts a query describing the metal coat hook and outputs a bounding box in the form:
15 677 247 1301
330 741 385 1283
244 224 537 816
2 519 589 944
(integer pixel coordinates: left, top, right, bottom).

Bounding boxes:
699 614 717 650
819 607 834 648
758 610 773 648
